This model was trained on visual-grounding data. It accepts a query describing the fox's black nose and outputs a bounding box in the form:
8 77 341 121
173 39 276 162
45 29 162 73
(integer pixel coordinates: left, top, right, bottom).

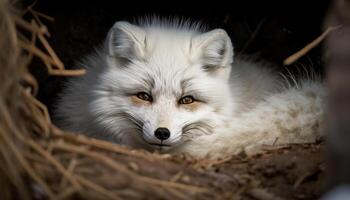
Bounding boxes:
154 128 170 141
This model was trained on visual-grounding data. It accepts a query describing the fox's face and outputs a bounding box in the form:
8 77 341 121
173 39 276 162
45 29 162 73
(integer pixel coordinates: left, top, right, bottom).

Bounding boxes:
92 21 234 151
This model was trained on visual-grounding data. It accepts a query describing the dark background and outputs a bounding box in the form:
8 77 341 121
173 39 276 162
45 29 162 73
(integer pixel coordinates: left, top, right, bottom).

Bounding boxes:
20 0 331 114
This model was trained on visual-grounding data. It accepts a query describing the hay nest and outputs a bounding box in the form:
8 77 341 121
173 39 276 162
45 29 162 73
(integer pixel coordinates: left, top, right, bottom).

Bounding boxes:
0 1 326 199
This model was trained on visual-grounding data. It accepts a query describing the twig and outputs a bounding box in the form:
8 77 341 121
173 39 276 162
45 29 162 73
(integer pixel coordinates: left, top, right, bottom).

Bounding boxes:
272 137 279 146
36 27 64 69
170 171 184 182
57 187 76 200
59 154 78 189
293 171 314 188
21 25 38 95
18 39 56 66
48 69 86 76
22 0 37 16
167 188 192 200
31 19 63 69
25 1 54 22
31 9 54 22
248 188 286 200
283 25 342 65
239 15 269 54
24 90 51 136
14 15 47 35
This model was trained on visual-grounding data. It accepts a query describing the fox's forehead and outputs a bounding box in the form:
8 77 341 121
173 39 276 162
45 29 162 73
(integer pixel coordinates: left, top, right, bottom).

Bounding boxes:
145 27 198 44
144 29 196 63
133 31 201 90
129 58 202 96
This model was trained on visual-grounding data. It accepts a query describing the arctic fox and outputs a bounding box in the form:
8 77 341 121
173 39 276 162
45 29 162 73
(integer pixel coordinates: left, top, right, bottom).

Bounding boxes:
55 18 325 159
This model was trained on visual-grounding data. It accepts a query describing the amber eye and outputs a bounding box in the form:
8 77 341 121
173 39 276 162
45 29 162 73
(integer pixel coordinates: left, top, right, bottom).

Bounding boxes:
136 92 152 102
179 96 195 104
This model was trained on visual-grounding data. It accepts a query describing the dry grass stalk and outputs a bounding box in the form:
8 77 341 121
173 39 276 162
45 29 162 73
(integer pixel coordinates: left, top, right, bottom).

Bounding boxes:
248 188 286 200
283 25 342 65
14 12 86 77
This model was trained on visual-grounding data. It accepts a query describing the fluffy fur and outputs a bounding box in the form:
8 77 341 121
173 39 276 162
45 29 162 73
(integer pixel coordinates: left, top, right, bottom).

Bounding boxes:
55 18 325 159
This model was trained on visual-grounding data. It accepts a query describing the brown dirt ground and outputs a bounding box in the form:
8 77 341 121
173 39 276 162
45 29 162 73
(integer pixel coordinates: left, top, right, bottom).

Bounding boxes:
162 143 325 199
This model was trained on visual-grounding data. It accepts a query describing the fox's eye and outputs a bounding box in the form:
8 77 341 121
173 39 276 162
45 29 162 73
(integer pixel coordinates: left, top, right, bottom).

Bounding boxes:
179 96 195 104
136 92 152 102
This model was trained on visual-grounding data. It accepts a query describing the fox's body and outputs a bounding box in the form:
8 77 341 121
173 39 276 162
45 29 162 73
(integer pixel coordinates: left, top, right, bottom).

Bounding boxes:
55 19 325 159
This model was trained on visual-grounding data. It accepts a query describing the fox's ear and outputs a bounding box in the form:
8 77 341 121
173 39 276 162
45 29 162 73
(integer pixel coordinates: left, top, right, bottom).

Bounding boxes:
107 21 146 61
191 29 233 77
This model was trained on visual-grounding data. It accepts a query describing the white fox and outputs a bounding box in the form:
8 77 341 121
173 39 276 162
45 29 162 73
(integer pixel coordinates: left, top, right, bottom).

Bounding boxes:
55 18 325 159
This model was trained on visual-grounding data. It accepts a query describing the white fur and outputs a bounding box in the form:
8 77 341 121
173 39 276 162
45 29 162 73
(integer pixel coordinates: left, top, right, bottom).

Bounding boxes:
55 18 325 159
173 81 325 158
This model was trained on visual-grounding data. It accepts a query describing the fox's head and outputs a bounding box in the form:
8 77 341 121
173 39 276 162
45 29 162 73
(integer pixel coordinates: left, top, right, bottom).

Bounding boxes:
92 19 234 151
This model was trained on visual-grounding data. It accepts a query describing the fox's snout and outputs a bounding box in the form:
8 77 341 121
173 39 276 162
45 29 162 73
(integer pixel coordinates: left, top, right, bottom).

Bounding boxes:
154 127 171 141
